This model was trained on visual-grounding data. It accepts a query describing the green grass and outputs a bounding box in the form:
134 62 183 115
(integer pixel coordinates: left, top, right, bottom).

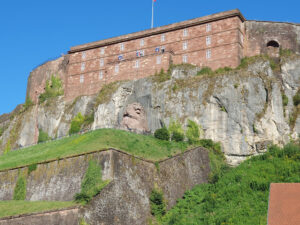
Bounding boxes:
161 143 300 225
0 201 77 218
0 129 191 171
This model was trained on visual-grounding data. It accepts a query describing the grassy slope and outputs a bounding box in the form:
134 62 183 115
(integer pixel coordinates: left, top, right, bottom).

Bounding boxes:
0 128 190 171
161 143 300 225
0 201 77 218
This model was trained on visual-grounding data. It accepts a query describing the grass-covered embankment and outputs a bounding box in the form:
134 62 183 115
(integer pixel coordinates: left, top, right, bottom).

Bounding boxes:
161 143 300 225
0 201 78 218
0 128 190 171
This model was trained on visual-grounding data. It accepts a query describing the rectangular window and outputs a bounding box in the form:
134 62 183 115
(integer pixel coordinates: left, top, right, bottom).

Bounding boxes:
206 24 211 32
206 49 211 59
100 59 104 67
156 56 161 64
120 43 124 51
206 36 211 46
100 48 105 55
161 34 165 42
183 41 188 50
183 29 188 37
115 64 119 73
140 39 144 47
81 62 85 72
135 60 139 68
82 52 86 60
183 55 188 63
99 71 103 80
80 75 84 83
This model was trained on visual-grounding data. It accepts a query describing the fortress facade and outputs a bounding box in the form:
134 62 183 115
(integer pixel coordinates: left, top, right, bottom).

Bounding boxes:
27 9 300 103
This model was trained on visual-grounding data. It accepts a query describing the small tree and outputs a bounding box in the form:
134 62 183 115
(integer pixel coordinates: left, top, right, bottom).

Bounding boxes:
69 113 85 135
168 119 185 142
172 130 184 142
186 120 200 144
154 127 170 141
38 129 50 143
150 188 166 218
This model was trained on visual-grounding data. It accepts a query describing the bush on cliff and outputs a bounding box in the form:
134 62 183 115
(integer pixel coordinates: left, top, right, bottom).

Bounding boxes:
39 75 64 103
162 143 300 225
38 129 51 143
150 188 166 219
154 127 170 141
168 120 185 142
186 120 200 144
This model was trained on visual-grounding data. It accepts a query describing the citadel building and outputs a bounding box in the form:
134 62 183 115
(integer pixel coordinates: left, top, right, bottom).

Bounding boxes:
27 9 300 103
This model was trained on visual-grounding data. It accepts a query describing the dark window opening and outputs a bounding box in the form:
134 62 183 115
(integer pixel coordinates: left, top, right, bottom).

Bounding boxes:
267 40 279 48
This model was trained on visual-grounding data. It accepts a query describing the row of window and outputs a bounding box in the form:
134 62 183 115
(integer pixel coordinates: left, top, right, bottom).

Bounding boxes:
81 24 212 59
81 37 212 71
79 49 212 81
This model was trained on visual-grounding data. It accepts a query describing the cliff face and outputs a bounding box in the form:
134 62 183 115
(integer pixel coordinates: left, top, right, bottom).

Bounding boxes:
0 56 300 165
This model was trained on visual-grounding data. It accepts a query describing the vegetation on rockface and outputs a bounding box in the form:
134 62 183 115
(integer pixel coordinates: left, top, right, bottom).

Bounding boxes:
79 218 90 225
293 89 300 106
168 120 185 142
38 129 51 143
154 127 170 141
27 163 37 175
74 160 109 204
197 66 232 76
161 143 300 225
39 75 64 103
13 174 27 200
3 140 11 154
95 81 123 107
0 201 77 218
0 129 191 171
237 55 280 72
150 188 167 220
282 93 289 107
69 113 94 135
152 69 172 83
186 120 201 144
23 98 34 110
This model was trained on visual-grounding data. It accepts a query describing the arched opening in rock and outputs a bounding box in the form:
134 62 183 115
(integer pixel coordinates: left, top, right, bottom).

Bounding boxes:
267 40 280 48
266 40 280 57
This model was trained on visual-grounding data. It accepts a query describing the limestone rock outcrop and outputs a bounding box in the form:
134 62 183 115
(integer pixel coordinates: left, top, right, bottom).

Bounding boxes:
1 56 300 165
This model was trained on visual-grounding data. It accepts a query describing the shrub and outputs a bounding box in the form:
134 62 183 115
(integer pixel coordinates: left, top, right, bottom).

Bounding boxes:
281 93 288 107
69 113 85 135
152 68 171 83
293 90 300 106
186 120 200 144
168 119 184 142
171 131 184 142
154 127 170 141
39 75 64 103
13 175 27 200
38 129 50 143
197 67 213 76
74 160 109 204
150 188 166 218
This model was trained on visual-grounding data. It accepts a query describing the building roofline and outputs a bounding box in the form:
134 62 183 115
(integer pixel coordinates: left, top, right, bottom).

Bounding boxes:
69 9 245 53
247 20 300 26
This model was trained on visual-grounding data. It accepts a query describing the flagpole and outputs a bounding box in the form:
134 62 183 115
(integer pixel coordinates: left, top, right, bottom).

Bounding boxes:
151 0 154 29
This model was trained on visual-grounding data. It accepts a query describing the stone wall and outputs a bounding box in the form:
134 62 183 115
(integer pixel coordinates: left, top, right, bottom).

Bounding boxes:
0 208 79 225
0 147 210 225
245 21 300 57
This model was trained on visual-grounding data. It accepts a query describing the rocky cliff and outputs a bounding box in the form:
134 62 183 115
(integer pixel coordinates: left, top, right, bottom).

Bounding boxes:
0 54 300 165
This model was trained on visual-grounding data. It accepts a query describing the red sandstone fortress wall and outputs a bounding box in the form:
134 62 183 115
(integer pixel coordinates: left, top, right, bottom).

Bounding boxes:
26 9 300 103
65 9 245 101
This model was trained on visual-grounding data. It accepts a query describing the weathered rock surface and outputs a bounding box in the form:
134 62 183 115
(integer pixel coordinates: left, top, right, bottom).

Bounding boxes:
1 57 300 165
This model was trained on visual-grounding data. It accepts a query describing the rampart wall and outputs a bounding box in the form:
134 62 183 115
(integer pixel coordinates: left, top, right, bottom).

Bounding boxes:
0 147 210 224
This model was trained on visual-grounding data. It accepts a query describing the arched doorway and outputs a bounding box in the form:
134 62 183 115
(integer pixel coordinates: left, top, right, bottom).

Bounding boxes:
266 40 280 57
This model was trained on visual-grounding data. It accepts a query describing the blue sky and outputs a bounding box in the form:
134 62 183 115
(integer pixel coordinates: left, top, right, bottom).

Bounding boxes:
0 0 299 115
